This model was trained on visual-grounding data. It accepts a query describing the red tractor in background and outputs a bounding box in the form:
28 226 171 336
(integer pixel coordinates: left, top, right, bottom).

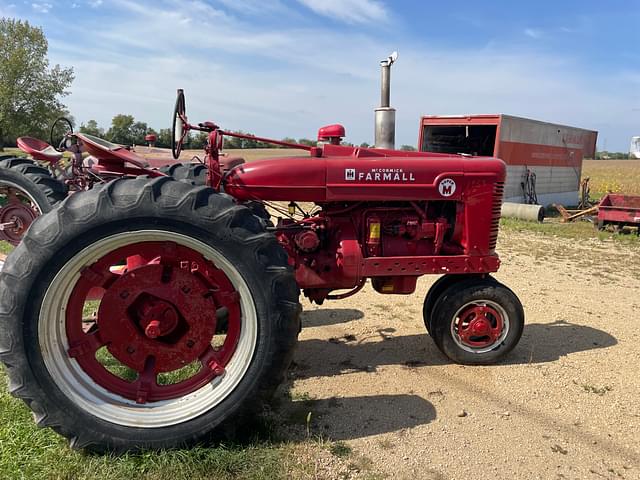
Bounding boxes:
0 118 205 245
0 88 524 453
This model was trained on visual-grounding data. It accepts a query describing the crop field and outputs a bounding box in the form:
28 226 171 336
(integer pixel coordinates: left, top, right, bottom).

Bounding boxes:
0 152 639 479
582 159 640 198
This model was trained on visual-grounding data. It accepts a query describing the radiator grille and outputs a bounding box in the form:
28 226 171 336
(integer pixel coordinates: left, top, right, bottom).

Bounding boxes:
489 182 504 250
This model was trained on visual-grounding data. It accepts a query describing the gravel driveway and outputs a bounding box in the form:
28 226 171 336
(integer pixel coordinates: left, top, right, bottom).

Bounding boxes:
283 229 639 479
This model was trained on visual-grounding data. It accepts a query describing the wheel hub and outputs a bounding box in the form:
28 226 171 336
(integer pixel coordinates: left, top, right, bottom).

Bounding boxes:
0 201 37 244
455 304 504 349
64 241 244 403
98 264 216 373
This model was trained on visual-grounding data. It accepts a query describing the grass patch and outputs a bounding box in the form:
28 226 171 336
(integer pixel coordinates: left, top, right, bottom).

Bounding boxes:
329 441 352 458
0 241 12 255
500 217 640 247
0 364 322 480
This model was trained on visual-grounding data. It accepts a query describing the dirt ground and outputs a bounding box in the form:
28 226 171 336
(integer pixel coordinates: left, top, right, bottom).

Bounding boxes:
280 228 640 480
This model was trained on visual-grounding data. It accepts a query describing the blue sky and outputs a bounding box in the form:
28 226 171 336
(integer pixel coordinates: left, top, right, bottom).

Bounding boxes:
1 0 639 150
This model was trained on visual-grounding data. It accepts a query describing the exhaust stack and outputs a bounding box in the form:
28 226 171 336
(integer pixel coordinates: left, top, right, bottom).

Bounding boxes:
375 51 398 149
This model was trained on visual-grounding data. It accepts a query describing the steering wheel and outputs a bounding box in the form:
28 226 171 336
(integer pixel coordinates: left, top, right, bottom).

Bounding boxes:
171 89 187 160
50 117 74 152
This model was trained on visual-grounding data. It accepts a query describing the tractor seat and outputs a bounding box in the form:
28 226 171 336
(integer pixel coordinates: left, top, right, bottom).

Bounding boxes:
17 137 63 162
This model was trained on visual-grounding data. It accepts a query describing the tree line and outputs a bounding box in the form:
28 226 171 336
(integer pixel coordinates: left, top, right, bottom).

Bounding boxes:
79 115 326 150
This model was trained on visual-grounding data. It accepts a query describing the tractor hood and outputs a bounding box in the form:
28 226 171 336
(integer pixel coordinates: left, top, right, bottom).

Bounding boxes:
224 144 505 203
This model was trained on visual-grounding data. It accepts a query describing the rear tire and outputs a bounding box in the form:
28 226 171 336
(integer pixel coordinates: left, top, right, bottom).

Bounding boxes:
430 278 524 365
0 157 67 244
0 177 300 452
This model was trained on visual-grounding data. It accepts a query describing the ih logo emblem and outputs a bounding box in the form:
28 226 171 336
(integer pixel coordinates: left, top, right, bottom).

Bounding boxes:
345 168 356 181
438 178 456 197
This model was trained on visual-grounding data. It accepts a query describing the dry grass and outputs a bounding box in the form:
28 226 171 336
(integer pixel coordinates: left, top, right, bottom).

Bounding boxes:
215 148 307 162
582 159 640 198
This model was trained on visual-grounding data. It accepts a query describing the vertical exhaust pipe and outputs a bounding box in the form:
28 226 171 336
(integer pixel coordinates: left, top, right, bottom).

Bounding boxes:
375 51 398 149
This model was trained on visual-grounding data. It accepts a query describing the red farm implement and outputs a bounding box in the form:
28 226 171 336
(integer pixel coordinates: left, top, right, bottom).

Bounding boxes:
0 62 525 452
596 194 640 233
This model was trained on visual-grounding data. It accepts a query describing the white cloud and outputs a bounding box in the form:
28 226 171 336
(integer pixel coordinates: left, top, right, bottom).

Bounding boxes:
297 0 387 24
89 0 103 7
40 0 639 151
31 2 52 13
524 28 543 39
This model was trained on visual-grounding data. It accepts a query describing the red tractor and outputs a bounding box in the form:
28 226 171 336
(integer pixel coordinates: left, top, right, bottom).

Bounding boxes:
0 89 524 452
0 118 202 245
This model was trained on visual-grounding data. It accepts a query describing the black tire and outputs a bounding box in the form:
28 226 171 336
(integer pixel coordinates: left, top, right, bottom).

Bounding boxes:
0 157 68 206
423 274 496 336
0 176 300 452
160 162 207 185
430 278 524 365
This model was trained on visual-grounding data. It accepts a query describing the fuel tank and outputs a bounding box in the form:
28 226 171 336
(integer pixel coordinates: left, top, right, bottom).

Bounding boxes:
224 144 505 202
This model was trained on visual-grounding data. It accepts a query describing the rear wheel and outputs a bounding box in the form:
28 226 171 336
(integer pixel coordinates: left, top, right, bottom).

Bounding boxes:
0 177 300 452
0 157 67 245
430 278 524 364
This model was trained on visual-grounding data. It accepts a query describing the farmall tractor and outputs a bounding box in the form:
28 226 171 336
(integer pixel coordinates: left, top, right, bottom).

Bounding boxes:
0 60 524 452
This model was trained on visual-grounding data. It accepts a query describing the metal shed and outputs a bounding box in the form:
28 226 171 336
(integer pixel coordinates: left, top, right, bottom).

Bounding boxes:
418 114 598 205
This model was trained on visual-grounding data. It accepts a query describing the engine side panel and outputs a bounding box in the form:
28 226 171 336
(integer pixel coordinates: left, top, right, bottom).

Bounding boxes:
224 152 505 203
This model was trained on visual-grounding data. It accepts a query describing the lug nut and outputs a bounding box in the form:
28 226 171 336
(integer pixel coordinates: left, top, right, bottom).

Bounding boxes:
207 359 225 376
145 320 161 339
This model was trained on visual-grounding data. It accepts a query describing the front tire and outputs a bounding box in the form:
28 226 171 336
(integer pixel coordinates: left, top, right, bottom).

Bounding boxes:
430 278 524 365
423 274 495 336
0 177 300 452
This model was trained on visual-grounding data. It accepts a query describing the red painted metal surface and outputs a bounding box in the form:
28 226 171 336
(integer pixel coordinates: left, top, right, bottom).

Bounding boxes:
0 188 38 245
317 124 346 144
597 194 640 227
170 89 508 303
77 133 165 178
16 136 64 163
225 143 505 302
66 241 241 403
454 304 505 349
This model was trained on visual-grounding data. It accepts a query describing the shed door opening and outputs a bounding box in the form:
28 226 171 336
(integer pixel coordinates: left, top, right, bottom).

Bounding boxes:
422 125 497 156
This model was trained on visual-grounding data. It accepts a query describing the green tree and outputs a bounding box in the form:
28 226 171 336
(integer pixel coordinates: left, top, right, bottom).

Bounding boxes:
191 131 209 149
107 114 135 145
156 128 172 148
400 144 417 151
359 142 370 148
0 18 74 148
79 119 103 137
130 121 148 145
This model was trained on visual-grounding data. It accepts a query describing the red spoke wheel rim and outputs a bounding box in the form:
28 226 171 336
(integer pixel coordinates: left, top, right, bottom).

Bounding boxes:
66 241 242 403
451 301 509 353
0 185 39 245
38 230 258 428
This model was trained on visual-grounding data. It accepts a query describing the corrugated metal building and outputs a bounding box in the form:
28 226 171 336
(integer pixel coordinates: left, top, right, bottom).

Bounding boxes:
419 114 598 205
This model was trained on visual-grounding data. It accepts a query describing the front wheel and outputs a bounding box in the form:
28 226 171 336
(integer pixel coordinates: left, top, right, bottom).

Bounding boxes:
423 274 496 336
430 278 524 365
0 177 300 452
